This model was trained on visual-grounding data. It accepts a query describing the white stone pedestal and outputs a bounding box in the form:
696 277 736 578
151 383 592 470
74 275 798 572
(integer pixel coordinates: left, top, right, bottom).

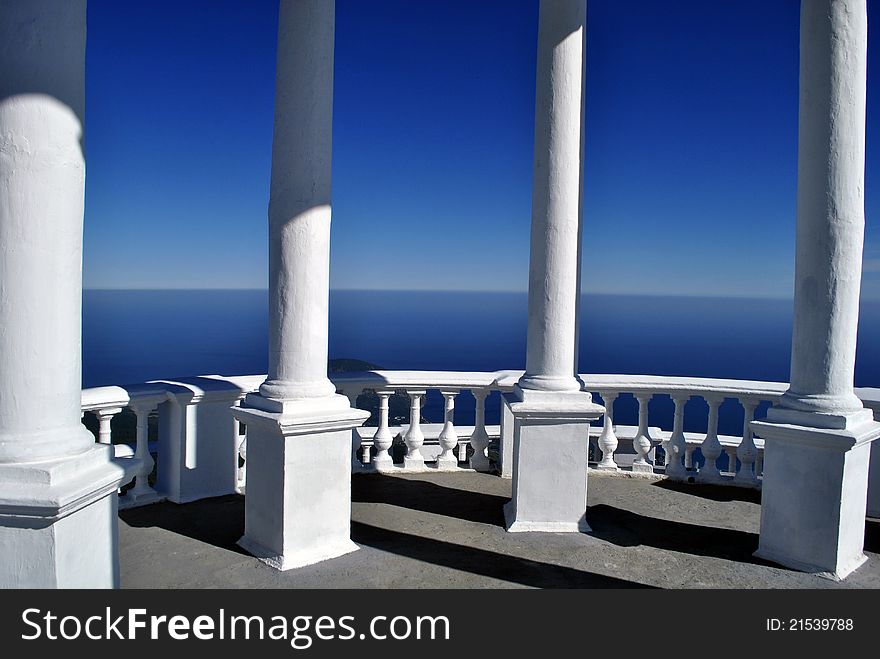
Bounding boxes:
0 444 129 588
232 394 368 570
752 413 879 580
503 388 603 533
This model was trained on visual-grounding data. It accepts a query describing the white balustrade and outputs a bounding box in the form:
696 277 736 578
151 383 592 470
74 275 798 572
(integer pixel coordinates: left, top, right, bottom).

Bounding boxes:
81 370 854 497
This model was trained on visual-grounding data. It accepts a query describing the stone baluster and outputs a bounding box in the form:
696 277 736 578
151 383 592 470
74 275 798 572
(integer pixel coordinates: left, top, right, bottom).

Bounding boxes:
372 390 395 471
437 390 459 470
233 398 246 493
665 394 690 480
631 393 654 473
596 391 620 471
403 390 427 470
724 445 738 476
120 400 163 508
469 389 491 471
345 391 364 472
698 395 724 483
684 444 695 470
457 441 468 463
94 407 122 445
734 398 759 486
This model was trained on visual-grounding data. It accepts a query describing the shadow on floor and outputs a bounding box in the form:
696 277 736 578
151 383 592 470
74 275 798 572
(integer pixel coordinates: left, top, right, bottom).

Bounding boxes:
120 495 248 556
351 474 508 527
588 503 766 565
350 521 653 588
651 478 763 504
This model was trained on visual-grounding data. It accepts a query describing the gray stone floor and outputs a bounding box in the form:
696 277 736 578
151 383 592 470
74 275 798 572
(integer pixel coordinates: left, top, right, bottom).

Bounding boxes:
118 471 880 589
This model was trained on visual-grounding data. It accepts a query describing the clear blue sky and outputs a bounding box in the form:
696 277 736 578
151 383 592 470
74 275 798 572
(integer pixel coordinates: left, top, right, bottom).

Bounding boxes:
83 0 880 298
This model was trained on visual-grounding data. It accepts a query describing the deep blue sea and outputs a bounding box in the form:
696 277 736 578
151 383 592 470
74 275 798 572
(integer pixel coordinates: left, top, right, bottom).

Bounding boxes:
82 290 880 437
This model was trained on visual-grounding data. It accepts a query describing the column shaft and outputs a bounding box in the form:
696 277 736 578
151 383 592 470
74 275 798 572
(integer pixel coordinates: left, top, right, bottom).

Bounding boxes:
0 0 94 462
519 0 587 393
260 0 337 401
782 0 868 416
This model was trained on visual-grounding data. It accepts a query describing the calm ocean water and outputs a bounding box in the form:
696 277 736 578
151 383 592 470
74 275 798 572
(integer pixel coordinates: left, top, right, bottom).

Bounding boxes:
82 290 880 436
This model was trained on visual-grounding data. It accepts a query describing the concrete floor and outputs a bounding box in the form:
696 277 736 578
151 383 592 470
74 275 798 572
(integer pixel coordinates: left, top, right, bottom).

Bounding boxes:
118 471 880 589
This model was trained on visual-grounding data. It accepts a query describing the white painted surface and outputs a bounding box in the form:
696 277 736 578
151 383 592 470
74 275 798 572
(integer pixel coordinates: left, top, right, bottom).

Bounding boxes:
779 0 869 420
519 0 587 394
0 0 94 463
752 419 874 580
233 405 367 570
259 0 337 401
0 0 126 588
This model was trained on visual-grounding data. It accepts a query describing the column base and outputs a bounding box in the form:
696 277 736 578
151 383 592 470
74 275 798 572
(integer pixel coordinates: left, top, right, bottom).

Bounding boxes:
232 395 368 572
0 444 129 588
435 454 459 471
503 388 603 534
751 411 879 580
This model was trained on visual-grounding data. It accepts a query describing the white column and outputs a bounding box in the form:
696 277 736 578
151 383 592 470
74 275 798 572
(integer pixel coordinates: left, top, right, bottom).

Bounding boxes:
0 0 126 588
234 0 368 571
119 399 163 509
258 0 338 403
773 0 873 427
517 0 588 396
504 0 603 534
754 0 879 581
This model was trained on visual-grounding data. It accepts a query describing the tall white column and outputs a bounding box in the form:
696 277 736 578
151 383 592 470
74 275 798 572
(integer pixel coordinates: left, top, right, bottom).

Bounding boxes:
258 0 337 403
518 0 588 395
0 0 126 588
234 0 367 571
754 0 879 581
504 0 603 534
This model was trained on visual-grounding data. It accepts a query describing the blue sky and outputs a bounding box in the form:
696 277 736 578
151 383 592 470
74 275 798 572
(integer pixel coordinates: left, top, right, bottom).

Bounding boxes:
83 0 880 298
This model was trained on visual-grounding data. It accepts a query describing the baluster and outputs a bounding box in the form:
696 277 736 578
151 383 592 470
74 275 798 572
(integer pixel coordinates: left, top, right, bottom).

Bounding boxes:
631 393 654 473
665 394 690 480
94 407 122 445
457 441 468 462
403 389 426 470
120 400 162 507
735 397 759 485
436 390 459 470
698 395 724 483
233 398 246 493
724 446 738 475
345 391 364 472
684 443 695 470
372 390 395 471
596 391 620 471
469 388 491 471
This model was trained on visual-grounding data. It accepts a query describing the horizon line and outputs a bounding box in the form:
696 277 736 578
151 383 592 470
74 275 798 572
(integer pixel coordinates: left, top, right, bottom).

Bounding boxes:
82 287 800 301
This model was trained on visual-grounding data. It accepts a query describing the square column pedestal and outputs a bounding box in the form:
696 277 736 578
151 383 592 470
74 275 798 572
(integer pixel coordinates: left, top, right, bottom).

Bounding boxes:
752 409 880 581
503 388 603 533
0 444 130 588
232 394 368 571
